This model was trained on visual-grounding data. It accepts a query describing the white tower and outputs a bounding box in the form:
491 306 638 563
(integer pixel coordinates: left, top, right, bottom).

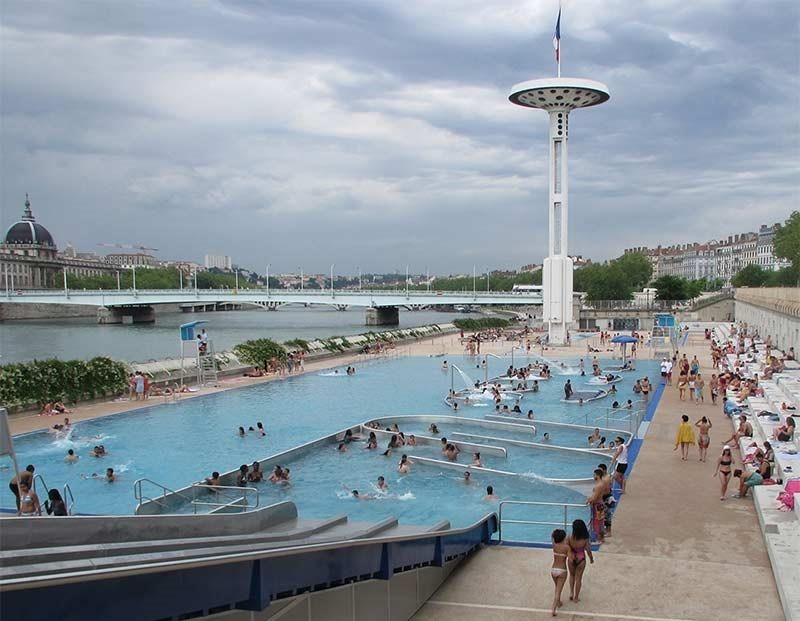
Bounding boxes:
509 78 609 345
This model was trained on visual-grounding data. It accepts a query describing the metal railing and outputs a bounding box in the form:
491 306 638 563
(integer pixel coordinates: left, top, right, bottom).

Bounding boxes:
583 408 646 434
63 484 76 516
191 483 260 514
31 474 49 497
133 478 190 514
498 501 588 543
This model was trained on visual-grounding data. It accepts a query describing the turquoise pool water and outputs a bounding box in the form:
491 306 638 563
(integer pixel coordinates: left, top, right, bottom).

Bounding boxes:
8 355 659 538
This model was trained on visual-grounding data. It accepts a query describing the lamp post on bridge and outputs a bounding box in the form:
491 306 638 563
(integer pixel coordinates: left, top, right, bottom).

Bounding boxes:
405 265 409 297
299 267 304 291
266 264 270 297
426 267 430 292
117 271 121 291
132 265 137 294
486 267 490 293
357 266 362 291
330 264 335 298
472 265 476 297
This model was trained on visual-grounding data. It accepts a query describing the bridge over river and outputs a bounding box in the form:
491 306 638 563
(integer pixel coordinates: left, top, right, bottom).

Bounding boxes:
1 288 543 325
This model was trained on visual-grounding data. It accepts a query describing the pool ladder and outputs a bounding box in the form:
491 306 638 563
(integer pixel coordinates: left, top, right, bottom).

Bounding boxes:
32 474 76 515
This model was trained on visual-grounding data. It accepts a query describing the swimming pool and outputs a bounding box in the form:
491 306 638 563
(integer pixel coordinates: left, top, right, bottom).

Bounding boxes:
9 355 659 539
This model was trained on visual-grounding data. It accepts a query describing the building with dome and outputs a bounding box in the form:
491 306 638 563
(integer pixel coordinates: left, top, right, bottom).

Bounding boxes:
1 195 114 289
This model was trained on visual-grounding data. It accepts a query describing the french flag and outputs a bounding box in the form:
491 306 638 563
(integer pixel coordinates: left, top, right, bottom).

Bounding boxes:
553 7 561 62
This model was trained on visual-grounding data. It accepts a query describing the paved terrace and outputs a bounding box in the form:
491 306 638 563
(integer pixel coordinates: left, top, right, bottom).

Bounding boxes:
414 331 784 621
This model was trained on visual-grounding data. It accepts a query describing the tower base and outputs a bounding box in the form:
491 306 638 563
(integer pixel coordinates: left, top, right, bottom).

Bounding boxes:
542 256 573 346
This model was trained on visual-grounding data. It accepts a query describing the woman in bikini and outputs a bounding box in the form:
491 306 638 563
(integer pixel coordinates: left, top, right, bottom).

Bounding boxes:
695 417 712 462
16 481 42 517
566 519 594 603
714 446 734 500
550 528 571 616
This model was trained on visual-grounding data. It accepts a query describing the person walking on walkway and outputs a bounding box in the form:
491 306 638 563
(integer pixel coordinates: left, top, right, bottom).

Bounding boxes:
695 417 712 462
550 529 571 616
674 414 696 460
713 446 734 500
566 519 593 603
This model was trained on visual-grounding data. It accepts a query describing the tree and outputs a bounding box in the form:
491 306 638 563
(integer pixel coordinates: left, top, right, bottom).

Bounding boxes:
774 211 800 271
651 275 689 300
731 264 770 288
233 339 287 370
612 252 652 290
574 263 633 301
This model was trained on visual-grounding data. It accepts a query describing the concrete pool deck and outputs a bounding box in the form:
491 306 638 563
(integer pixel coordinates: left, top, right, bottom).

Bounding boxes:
413 331 785 620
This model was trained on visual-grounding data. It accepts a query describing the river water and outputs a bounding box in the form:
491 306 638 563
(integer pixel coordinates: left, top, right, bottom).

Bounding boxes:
0 307 461 364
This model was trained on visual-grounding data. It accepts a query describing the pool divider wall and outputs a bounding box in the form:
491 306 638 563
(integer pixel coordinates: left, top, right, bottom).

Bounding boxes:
365 426 508 458
448 431 613 456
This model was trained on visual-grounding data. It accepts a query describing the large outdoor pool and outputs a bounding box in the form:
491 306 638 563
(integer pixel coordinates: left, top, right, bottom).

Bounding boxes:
8 354 659 539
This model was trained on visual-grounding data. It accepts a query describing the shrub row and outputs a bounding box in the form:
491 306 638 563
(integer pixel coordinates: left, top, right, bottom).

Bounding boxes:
452 318 510 331
0 357 129 407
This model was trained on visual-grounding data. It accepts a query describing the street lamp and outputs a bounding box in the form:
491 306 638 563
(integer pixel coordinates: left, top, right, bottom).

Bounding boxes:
117 270 121 291
406 265 409 297
486 267 490 293
472 265 476 297
132 265 137 293
357 266 362 291
298 266 304 291
266 264 270 296
330 263 335 297
426 267 430 292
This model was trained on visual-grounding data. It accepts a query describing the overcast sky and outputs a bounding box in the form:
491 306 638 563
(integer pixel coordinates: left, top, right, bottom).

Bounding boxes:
1 0 798 275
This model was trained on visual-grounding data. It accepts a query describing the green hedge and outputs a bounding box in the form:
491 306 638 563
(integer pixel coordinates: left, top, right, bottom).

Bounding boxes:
452 318 510 331
0 357 129 407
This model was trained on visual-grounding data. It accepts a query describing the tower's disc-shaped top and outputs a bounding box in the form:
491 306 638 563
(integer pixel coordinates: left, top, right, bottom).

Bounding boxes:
509 77 610 110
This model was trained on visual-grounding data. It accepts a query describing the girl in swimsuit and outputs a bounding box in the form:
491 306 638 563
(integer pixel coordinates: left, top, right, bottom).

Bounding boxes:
550 529 571 617
16 481 41 517
566 519 594 603
695 417 712 462
714 446 734 500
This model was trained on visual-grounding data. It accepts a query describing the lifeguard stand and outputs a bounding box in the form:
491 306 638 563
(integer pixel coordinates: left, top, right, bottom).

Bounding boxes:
651 313 678 358
180 320 218 387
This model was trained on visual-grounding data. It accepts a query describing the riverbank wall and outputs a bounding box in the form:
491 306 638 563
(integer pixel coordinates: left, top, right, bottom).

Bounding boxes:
0 302 187 321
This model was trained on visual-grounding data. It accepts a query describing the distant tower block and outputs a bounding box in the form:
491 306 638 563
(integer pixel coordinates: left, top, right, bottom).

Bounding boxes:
509 78 609 345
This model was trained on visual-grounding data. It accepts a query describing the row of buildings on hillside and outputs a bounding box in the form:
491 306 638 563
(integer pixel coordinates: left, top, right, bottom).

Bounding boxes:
624 223 789 285
1 196 222 289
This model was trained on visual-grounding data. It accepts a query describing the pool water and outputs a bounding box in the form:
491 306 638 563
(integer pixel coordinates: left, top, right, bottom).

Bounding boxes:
9 355 659 539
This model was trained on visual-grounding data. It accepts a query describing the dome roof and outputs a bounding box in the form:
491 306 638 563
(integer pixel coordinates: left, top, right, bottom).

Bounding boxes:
3 195 55 247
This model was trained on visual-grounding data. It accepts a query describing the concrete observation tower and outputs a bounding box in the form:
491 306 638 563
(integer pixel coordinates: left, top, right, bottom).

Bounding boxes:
509 77 609 345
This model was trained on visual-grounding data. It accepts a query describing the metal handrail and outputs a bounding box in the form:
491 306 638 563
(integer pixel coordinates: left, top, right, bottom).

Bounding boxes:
191 484 260 514
32 474 49 497
498 500 587 543
133 478 190 513
63 484 76 516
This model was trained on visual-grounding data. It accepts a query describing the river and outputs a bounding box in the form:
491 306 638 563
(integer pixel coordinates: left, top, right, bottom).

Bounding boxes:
0 307 462 364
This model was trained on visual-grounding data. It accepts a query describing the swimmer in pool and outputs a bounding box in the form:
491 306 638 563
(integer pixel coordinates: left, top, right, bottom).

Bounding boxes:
82 468 117 482
337 442 348 452
463 471 472 484
428 424 439 434
398 454 412 474
484 485 499 501
341 484 373 500
472 452 483 467
238 427 246 437
256 422 266 437
64 449 79 463
376 476 388 491
543 433 551 442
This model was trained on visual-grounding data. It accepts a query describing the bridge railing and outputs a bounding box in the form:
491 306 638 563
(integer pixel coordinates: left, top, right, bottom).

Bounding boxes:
582 299 693 311
4 288 542 299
